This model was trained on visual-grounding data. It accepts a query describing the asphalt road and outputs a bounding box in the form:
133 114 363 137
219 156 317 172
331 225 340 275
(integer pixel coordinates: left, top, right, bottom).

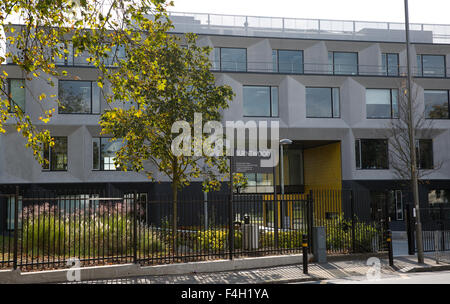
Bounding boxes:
299 270 450 284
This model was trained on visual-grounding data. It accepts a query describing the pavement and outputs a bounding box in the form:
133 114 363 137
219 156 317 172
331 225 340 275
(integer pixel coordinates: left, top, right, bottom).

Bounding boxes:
76 254 450 284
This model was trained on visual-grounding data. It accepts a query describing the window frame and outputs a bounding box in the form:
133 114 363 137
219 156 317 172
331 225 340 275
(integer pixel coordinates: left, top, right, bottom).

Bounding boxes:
417 54 447 78
381 53 400 76
42 136 68 171
305 87 340 118
355 138 389 170
58 80 100 115
365 88 399 119
329 51 359 76
6 78 26 113
214 47 248 72
416 139 434 170
424 89 450 120
273 49 304 74
242 85 279 118
92 137 123 171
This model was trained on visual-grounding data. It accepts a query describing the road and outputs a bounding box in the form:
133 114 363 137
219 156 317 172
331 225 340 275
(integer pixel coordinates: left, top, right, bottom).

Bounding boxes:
299 270 450 284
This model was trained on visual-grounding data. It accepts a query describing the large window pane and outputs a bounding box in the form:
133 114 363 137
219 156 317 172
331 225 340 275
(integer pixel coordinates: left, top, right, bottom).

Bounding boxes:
428 190 450 205
8 79 25 112
333 52 358 75
382 53 399 76
43 137 68 171
424 90 449 119
243 86 278 117
417 139 433 169
101 138 123 170
366 89 393 118
220 48 246 72
356 139 388 169
59 81 100 114
306 87 340 118
93 138 123 171
277 50 303 74
421 55 446 77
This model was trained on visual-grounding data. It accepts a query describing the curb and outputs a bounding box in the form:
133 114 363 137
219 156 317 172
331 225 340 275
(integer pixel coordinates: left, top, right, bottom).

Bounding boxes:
263 277 324 284
0 254 312 284
406 264 450 273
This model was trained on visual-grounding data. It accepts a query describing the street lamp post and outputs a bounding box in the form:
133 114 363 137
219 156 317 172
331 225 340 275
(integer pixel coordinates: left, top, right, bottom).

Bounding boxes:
280 139 293 229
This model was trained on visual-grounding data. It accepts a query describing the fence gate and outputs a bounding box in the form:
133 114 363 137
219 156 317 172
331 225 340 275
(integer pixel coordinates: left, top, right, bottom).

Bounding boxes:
311 189 389 254
416 206 450 253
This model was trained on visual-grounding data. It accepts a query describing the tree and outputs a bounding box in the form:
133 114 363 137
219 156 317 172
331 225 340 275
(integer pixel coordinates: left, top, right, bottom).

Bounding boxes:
98 10 234 251
387 83 443 182
0 0 161 165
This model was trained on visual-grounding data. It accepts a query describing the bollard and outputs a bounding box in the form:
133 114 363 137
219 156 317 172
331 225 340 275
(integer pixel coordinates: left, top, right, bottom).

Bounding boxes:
387 230 394 267
302 234 308 274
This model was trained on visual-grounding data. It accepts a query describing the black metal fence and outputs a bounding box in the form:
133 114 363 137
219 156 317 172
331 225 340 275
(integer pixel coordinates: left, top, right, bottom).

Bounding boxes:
311 189 388 254
419 206 450 252
0 187 389 271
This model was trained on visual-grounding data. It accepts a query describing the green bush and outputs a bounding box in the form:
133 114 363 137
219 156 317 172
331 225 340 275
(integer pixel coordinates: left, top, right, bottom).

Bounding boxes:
325 214 379 253
19 203 167 257
259 230 305 249
195 229 242 251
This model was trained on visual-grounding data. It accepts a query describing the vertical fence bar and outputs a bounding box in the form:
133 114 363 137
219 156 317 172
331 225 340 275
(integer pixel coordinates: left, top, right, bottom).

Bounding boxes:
228 157 234 260
12 186 19 270
350 190 356 253
133 191 138 264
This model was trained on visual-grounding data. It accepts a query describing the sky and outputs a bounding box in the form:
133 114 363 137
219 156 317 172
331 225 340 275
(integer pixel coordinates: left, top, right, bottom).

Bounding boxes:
169 0 450 25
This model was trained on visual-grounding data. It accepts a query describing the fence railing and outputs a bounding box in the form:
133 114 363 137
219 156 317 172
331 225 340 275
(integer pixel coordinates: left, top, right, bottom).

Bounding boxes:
168 11 450 44
419 206 450 252
0 187 389 271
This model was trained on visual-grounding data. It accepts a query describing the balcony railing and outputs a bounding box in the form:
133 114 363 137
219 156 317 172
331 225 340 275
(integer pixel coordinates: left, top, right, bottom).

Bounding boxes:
168 11 450 44
211 60 450 78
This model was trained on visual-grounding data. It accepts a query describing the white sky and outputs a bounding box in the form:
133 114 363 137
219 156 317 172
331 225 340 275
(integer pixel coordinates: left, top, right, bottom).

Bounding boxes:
169 0 450 25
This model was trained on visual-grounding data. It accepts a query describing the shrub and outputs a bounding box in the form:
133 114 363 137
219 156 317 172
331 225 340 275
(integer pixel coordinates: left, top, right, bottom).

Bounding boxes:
259 230 305 249
325 214 379 253
19 202 167 257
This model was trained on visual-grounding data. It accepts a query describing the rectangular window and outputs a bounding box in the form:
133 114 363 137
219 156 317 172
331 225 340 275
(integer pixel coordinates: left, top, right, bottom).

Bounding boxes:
428 190 450 205
329 52 358 75
243 86 278 117
424 90 449 119
355 139 389 170
58 80 100 114
306 87 340 118
272 50 303 74
417 55 446 77
7 79 25 112
103 45 126 67
213 47 247 72
416 139 434 170
43 137 68 171
366 89 399 119
6 196 22 231
242 173 274 193
382 53 399 76
55 41 74 66
93 138 124 171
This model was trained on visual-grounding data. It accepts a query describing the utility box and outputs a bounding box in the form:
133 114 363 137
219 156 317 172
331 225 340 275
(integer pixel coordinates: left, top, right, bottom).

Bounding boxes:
242 223 259 250
313 226 327 263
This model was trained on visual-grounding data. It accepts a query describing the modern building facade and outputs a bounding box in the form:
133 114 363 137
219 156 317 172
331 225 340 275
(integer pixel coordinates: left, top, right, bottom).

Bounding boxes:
1 12 450 231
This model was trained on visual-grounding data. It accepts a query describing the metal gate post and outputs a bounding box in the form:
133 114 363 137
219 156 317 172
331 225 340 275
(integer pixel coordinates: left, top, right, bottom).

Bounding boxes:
405 204 415 255
12 186 19 270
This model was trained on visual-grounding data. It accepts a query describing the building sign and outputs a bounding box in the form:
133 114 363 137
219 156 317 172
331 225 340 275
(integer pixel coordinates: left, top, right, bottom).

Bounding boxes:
232 149 274 174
